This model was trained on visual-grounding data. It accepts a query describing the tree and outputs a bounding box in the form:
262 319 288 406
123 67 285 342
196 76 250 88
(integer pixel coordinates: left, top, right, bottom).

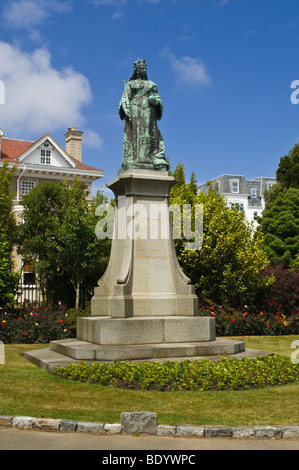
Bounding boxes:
260 141 299 268
259 187 299 267
264 141 299 207
0 163 19 306
18 181 66 307
57 181 111 309
18 180 111 308
276 142 299 190
170 164 272 308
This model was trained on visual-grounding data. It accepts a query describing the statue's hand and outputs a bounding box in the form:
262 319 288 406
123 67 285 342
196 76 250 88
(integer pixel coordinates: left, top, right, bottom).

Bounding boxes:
148 95 157 106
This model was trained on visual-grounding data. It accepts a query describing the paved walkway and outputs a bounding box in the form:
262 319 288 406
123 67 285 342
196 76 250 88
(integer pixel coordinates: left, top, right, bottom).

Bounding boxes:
1 426 299 451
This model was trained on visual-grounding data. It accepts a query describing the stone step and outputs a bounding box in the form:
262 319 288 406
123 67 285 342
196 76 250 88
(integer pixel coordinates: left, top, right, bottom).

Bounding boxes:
50 337 246 362
24 343 272 372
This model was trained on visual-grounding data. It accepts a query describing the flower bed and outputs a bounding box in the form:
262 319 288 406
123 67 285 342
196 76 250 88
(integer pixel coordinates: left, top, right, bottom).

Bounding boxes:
0 303 72 343
199 302 299 337
53 355 299 392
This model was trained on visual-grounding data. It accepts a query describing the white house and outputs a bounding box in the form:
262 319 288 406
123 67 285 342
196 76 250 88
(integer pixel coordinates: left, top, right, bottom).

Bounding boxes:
0 127 104 301
198 174 276 229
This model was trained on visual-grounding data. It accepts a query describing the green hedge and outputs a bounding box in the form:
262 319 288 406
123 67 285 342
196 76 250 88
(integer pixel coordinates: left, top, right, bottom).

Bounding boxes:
53 355 299 392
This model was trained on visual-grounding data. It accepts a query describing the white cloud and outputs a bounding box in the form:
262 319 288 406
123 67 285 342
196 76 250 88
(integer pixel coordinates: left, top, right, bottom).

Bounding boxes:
161 47 211 87
1 0 72 30
90 0 127 19
83 129 103 149
0 41 92 136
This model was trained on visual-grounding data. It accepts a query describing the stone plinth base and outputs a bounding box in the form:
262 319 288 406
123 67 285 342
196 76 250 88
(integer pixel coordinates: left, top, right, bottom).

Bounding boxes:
77 316 215 346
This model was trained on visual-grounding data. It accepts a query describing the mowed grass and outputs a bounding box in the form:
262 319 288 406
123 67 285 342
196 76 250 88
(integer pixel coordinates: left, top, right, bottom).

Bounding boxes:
0 336 299 427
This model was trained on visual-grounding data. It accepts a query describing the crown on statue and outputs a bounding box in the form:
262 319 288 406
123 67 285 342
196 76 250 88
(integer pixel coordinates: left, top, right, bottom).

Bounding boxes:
133 59 147 69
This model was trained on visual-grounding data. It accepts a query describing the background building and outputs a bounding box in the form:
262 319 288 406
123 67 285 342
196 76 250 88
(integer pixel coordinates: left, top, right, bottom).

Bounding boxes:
0 127 104 302
198 174 276 229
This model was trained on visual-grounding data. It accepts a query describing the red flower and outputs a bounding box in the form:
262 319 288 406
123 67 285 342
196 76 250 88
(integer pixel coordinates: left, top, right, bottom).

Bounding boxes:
1 320 6 326
279 304 282 309
212 313 216 317
24 332 28 335
210 306 214 311
17 317 22 322
59 320 63 324
201 306 205 309
231 318 236 322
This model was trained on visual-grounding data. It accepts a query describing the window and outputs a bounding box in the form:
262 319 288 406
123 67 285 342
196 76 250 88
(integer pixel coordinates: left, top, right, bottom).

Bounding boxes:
250 188 258 198
230 180 239 193
21 181 35 195
41 149 51 165
23 262 36 286
231 202 244 212
253 211 259 221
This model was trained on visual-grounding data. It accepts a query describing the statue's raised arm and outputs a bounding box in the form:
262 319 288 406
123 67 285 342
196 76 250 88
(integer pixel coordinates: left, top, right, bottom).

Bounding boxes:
118 59 169 174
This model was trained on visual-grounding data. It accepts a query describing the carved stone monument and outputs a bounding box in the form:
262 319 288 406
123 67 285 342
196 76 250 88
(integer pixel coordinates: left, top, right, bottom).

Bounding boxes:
25 60 256 370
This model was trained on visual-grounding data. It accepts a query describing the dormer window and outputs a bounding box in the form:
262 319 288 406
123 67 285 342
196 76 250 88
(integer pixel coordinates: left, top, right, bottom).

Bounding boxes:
41 148 51 165
250 188 258 198
230 179 239 194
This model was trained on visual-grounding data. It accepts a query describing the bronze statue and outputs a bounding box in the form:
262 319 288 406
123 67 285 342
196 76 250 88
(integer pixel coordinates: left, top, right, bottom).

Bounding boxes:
118 59 169 173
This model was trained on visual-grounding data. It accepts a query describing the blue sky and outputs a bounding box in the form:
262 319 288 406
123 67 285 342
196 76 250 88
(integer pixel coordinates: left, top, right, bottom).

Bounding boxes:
1 0 299 194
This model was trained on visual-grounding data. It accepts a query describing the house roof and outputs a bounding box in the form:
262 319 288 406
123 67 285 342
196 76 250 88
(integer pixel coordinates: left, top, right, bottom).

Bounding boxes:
0 136 103 173
0 138 34 161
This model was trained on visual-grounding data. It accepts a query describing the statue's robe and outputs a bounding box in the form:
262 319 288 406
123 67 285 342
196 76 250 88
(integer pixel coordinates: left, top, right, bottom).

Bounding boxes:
119 79 167 173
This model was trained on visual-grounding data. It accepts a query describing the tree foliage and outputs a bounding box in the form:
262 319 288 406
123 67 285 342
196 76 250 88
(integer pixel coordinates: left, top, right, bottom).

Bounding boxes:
259 187 299 267
0 163 19 306
18 180 111 308
259 141 299 267
276 142 299 190
170 164 272 308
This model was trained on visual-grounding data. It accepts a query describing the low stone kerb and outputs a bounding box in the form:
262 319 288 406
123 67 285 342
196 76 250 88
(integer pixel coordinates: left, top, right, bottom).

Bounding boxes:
121 412 157 435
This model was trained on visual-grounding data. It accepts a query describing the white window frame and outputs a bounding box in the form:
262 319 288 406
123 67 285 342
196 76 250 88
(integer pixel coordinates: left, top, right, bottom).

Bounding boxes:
21 180 36 196
251 188 258 198
41 148 52 165
230 179 239 194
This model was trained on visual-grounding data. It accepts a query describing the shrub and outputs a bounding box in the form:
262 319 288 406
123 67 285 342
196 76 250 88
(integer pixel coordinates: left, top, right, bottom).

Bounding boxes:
199 301 299 336
53 355 299 392
0 303 72 344
265 266 299 314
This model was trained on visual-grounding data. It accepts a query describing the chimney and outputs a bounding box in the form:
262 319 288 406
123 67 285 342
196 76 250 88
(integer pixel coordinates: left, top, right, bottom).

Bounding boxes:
65 127 83 162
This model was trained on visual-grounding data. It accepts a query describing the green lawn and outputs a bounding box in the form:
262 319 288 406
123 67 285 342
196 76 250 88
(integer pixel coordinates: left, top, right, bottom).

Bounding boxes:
0 336 299 427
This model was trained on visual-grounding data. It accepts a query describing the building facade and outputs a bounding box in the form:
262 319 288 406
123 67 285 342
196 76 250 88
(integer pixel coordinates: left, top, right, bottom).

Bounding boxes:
0 127 104 301
198 174 276 228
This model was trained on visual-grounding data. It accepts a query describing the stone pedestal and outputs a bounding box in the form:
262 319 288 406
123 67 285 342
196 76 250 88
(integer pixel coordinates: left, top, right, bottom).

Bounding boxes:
25 169 249 369
90 169 198 319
